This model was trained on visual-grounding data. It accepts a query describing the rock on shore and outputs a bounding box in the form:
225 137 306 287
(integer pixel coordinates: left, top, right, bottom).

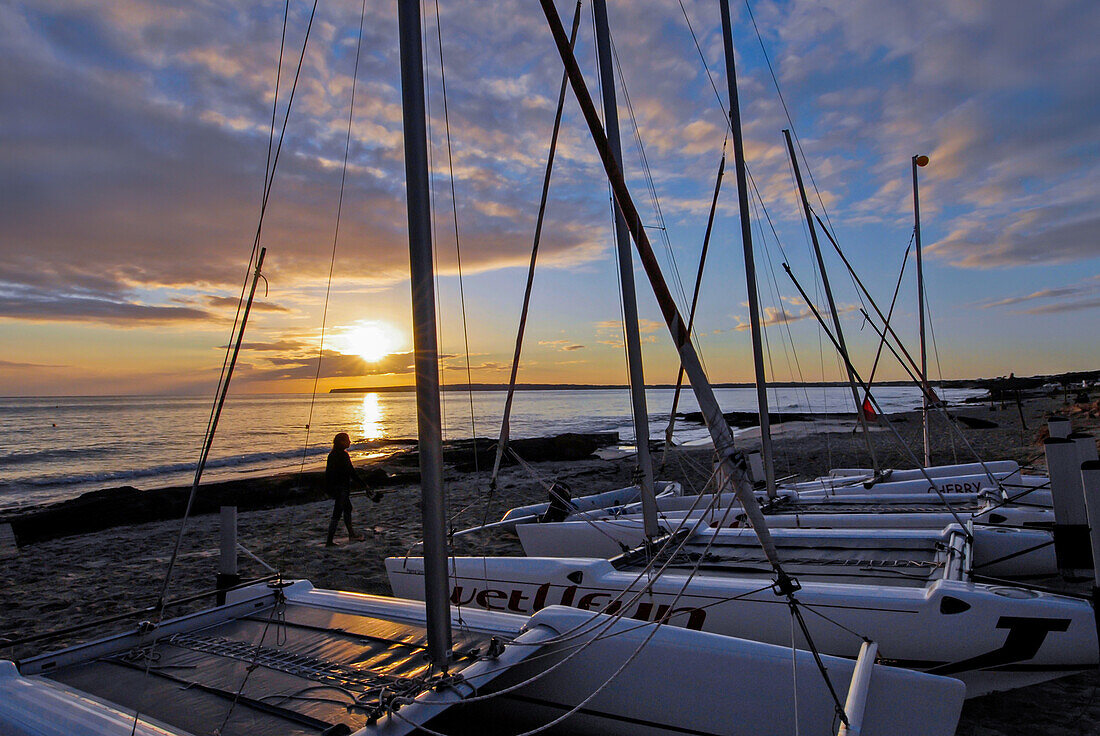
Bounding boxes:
3 432 618 545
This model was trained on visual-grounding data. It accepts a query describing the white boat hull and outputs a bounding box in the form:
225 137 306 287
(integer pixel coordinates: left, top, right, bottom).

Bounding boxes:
517 521 1058 578
0 580 965 736
386 556 1098 697
495 481 682 529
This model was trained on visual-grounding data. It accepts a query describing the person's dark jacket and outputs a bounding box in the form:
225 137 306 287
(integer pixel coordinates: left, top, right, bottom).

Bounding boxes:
325 449 361 498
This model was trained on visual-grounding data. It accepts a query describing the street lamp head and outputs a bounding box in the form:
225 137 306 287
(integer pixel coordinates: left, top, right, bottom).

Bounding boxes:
914 154 930 167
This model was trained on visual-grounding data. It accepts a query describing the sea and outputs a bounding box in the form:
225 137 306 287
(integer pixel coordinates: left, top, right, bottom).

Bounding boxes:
0 385 982 513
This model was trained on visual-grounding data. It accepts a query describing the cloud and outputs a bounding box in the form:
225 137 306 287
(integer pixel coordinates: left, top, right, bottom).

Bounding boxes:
239 339 312 352
0 359 68 369
245 349 414 381
203 295 290 313
1020 297 1100 315
0 0 620 322
761 0 1100 267
977 275 1100 315
3 0 1099 392
730 302 857 332
0 285 215 324
929 210 1100 268
538 339 585 351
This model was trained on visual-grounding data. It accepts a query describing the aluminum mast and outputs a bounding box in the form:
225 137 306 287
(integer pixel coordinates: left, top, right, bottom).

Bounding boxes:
397 0 450 668
719 0 776 498
783 129 878 471
539 0 794 590
912 154 931 467
592 0 658 537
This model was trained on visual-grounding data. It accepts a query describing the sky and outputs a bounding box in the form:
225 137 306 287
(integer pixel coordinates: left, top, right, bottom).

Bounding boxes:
1 0 1097 396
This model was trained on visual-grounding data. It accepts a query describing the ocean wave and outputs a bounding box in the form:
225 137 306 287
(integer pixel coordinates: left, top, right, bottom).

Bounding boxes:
0 442 387 491
0 445 120 468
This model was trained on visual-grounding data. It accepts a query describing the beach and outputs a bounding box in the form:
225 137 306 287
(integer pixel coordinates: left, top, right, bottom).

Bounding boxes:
2 392 1098 734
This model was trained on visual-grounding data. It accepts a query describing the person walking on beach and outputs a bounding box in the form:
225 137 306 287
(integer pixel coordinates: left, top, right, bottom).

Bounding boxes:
324 432 376 546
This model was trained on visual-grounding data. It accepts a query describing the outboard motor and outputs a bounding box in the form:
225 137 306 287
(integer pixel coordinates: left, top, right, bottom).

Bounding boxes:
541 482 575 523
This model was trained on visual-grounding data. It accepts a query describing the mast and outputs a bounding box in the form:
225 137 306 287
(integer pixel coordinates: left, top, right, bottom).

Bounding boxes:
397 0 450 668
912 154 930 467
719 0 776 498
782 129 878 471
539 0 794 592
592 0 658 537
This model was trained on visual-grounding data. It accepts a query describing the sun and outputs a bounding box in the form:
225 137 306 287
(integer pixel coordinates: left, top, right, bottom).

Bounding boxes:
339 321 402 362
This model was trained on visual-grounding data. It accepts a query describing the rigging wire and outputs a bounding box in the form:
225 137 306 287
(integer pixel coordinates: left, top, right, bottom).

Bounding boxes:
609 30 694 325
433 0 479 467
298 0 367 473
676 0 818 420
750 189 795 476
743 166 814 414
863 230 914 391
742 0 834 234
419 0 469 632
677 0 726 117
422 0 448 452
284 0 369 573
144 3 321 728
155 0 320 615
389 5 862 721
199 0 291 461
925 281 958 463
485 0 582 515
589 2 635 449
126 6 306 733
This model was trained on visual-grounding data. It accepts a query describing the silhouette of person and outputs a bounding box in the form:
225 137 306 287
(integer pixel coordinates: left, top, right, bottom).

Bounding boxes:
324 432 370 546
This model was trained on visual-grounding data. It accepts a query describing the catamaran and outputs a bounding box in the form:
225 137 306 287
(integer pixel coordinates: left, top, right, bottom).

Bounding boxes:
0 3 971 735
389 0 1100 703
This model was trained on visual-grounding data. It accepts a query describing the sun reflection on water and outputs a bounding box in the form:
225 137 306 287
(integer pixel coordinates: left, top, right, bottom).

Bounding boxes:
359 393 386 441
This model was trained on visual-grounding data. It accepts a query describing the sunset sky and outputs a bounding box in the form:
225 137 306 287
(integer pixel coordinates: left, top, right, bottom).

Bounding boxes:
2 0 1097 396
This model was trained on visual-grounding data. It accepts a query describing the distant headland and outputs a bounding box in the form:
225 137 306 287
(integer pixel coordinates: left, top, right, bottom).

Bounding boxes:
331 380 967 394
330 369 1098 394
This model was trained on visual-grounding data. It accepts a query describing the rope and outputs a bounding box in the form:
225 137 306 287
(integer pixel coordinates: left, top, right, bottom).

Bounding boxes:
742 0 834 233
432 0 478 466
284 0 369 575
132 4 318 730
488 1 582 494
609 31 694 322
925 281 958 463
863 233 913 394
783 265 974 536
390 468 738 715
664 149 726 451
213 590 288 734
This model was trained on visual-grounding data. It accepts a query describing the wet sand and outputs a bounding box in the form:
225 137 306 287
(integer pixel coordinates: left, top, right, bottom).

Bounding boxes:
1 393 1098 733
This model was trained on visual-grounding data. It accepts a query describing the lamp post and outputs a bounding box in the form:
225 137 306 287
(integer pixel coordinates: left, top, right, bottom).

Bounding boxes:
912 154 930 467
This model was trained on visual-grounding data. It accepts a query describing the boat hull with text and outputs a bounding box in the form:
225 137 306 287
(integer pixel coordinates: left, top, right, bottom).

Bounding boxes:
387 549 1097 697
0 580 966 736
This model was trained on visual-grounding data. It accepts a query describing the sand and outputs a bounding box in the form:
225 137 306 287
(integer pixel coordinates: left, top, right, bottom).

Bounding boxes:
1 393 1098 734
